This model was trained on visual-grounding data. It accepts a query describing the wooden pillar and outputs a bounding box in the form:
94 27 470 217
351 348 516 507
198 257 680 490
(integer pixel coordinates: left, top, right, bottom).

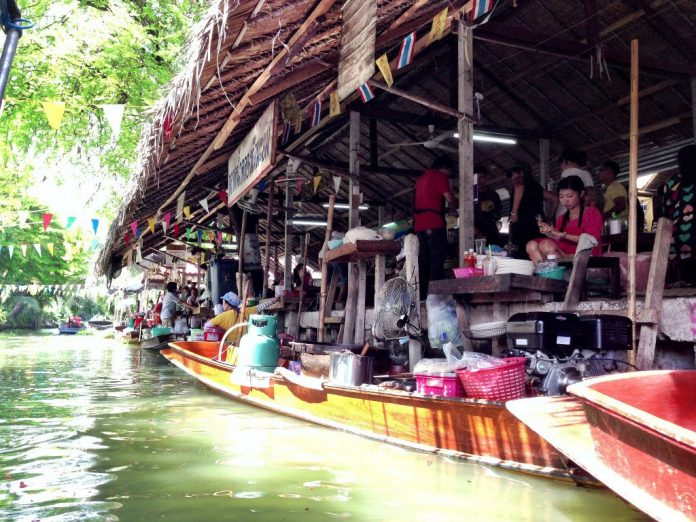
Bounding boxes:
318 195 336 342
343 111 360 344
457 20 475 262
284 182 294 290
263 180 275 292
374 206 386 306
627 39 639 354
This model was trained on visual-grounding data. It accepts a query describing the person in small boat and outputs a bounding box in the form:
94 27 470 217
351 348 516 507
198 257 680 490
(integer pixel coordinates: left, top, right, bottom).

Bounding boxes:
526 175 603 264
160 282 194 327
204 291 279 343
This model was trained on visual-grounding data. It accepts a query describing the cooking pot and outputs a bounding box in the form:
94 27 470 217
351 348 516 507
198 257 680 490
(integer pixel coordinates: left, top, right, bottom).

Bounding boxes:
328 352 373 386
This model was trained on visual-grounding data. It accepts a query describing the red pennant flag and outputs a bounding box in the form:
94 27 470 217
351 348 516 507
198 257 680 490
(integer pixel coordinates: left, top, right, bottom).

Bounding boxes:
42 213 53 232
173 223 180 237
130 221 138 237
217 191 228 205
163 113 173 139
124 232 131 245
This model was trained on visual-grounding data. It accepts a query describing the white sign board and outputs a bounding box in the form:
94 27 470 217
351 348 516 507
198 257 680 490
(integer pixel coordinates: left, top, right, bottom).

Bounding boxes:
337 0 376 101
228 101 277 206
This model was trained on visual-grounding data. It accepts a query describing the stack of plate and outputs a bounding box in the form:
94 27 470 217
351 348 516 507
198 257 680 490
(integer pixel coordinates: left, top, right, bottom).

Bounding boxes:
495 258 535 276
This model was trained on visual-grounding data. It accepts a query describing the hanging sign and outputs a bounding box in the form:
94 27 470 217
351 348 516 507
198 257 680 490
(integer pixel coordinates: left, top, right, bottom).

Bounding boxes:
227 101 277 206
337 0 377 101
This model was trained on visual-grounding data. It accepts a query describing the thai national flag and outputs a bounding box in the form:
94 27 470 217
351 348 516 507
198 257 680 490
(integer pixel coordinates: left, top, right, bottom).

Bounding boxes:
311 99 322 127
357 83 374 103
470 0 495 21
397 32 416 69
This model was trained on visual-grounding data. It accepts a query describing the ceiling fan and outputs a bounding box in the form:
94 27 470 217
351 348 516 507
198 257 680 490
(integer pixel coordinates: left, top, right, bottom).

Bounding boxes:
380 125 458 161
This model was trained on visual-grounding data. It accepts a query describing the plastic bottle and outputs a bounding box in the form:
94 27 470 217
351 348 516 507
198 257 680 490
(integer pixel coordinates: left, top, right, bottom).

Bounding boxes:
465 249 476 268
546 254 557 269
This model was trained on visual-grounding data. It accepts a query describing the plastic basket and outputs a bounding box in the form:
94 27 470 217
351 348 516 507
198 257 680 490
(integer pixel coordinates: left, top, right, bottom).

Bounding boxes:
456 357 527 401
537 266 566 280
151 326 172 336
453 267 483 278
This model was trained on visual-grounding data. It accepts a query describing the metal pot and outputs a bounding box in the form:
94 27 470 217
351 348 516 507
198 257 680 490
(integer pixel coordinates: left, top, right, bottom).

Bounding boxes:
328 352 373 386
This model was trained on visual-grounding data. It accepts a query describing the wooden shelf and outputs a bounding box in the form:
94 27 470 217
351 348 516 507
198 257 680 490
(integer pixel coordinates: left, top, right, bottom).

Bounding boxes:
323 240 401 263
429 273 567 296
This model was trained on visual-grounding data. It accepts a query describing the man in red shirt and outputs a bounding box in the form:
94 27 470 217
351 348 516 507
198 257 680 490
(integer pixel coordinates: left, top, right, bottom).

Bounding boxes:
414 157 457 298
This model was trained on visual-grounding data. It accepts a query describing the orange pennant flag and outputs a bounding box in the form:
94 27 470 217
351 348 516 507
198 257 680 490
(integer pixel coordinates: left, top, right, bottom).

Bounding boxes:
147 216 156 233
47 243 54 256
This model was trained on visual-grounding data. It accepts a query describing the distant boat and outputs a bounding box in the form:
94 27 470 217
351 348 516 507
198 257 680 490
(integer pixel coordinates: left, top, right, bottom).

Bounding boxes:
87 319 113 330
58 317 85 335
508 371 696 521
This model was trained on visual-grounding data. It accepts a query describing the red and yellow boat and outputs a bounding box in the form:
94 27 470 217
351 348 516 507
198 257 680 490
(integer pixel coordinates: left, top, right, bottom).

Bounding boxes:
161 341 597 485
508 371 696 521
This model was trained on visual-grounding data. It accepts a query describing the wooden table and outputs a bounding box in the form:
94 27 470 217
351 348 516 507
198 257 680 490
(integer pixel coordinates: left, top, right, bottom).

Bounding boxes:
324 240 401 344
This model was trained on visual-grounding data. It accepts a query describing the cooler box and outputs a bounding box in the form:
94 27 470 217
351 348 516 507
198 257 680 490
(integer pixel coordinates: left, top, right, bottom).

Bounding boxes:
416 372 465 398
579 315 633 351
151 326 171 336
189 328 204 341
204 327 225 342
506 312 584 356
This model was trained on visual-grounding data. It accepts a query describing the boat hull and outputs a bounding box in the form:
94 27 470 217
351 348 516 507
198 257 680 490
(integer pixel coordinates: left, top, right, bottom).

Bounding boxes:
58 326 83 335
161 341 597 484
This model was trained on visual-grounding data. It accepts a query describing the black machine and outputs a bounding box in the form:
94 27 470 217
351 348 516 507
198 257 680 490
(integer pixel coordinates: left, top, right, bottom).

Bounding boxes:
506 312 632 396
207 258 238 304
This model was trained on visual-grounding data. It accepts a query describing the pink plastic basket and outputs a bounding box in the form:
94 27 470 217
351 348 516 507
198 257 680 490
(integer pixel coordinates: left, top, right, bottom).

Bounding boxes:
455 357 527 401
453 267 483 278
416 373 465 398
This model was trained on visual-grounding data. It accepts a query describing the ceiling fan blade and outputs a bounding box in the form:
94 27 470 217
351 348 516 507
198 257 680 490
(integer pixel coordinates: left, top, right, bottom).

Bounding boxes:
385 141 427 148
433 131 456 143
435 144 459 154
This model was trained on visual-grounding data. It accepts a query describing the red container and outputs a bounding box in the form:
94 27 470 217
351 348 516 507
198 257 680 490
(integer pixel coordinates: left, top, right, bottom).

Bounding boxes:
456 357 527 401
416 372 466 398
204 327 225 342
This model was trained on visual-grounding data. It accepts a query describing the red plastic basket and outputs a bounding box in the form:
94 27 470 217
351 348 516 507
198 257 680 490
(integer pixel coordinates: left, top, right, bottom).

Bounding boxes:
455 357 527 401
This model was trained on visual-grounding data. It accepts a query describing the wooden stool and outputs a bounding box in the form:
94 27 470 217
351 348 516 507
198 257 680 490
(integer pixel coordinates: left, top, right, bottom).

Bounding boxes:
559 256 621 299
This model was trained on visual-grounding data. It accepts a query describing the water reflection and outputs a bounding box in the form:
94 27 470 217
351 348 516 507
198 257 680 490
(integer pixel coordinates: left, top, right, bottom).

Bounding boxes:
0 334 647 521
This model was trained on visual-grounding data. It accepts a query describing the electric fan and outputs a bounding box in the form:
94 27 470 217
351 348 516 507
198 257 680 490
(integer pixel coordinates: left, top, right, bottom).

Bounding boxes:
372 277 418 341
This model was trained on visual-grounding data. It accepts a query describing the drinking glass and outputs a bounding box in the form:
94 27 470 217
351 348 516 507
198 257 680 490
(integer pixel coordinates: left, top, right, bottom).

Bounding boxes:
475 238 486 255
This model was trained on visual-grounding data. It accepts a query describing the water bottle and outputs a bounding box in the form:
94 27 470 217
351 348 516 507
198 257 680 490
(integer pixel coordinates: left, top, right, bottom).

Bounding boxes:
546 254 557 269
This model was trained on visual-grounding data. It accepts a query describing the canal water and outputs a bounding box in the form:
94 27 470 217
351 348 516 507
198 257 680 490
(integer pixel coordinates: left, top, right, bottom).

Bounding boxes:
0 333 648 521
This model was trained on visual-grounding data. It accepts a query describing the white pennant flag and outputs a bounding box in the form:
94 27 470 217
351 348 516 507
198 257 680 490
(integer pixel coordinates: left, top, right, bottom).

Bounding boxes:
33 244 41 256
8 245 14 258
333 176 342 194
18 211 29 227
102 104 125 138
136 245 143 263
20 244 27 257
177 191 186 223
199 198 209 213
0 100 5 120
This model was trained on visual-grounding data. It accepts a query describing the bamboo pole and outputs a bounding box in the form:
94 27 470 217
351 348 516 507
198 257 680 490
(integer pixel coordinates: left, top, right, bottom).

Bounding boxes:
237 210 248 294
295 232 311 338
318 195 336 342
628 39 639 359
264 181 275 293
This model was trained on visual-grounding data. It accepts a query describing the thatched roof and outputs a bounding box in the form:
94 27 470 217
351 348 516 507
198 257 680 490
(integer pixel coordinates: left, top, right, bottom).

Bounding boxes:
97 0 696 277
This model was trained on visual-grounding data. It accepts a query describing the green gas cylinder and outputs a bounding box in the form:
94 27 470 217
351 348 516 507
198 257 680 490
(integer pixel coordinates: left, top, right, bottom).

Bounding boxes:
237 314 280 372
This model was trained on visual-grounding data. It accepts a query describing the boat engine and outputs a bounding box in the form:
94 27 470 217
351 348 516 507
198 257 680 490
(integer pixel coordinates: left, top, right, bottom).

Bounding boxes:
505 312 632 396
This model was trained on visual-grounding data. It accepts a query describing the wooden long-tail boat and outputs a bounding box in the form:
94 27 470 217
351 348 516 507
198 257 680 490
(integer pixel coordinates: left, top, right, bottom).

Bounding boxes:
508 371 696 521
161 340 598 485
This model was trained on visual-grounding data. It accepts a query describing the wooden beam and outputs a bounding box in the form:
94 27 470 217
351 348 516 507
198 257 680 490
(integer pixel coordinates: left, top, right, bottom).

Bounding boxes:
281 152 422 179
368 80 474 121
384 0 429 33
248 61 332 105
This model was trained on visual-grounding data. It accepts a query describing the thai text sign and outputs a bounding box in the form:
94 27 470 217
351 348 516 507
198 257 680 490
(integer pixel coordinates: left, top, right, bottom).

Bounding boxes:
228 101 277 206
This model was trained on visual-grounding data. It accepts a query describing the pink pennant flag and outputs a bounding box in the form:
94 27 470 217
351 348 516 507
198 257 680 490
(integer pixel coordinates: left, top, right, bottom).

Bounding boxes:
162 212 172 233
216 232 223 246
130 221 138 237
42 213 53 232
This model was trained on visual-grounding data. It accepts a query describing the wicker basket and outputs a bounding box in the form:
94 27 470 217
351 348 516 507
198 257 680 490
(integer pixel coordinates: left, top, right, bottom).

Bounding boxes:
468 320 507 339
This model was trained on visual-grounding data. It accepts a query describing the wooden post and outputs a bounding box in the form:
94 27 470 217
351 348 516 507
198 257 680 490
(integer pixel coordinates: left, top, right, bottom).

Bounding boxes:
318 195 336 342
343 111 360 344
284 182 294 290
457 20 475 262
238 210 248 293
403 233 421 371
374 204 386 313
355 261 367 343
627 39 640 354
263 180 275 292
294 232 311 339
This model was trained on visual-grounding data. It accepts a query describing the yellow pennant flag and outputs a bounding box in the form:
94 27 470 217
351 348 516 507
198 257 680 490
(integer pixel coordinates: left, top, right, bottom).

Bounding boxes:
294 114 302 134
429 7 449 44
375 54 394 87
42 101 66 130
147 216 156 233
313 175 321 193
47 243 54 256
329 91 341 118
183 206 191 219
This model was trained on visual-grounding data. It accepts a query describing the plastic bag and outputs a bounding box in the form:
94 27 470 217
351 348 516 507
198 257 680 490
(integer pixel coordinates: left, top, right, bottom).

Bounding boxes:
443 343 505 370
426 295 463 349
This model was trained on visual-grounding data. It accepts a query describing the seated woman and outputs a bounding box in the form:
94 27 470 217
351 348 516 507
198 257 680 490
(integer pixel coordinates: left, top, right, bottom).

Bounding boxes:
526 175 603 264
292 263 318 295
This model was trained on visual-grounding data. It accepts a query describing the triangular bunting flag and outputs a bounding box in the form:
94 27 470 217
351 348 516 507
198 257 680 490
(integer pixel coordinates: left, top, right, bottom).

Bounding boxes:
177 191 186 223
357 83 375 103
186 227 192 240
162 212 172 233
173 223 180 237
136 245 143 263
163 112 173 139
313 175 321 193
217 191 228 206
296 176 304 193
196 230 203 244
42 101 66 130
397 33 416 69
311 99 322 128
42 213 53 232
91 218 99 235
183 205 191 219
33 244 41 256
329 91 341 118
216 232 223 246
20 244 27 257
200 198 209 214
333 175 342 194
18 211 29 227
429 7 449 43
47 243 54 256
147 216 156 233
66 216 76 229
8 245 14 258
375 54 394 87
124 232 131 245
130 221 138 237
102 104 125 139
470 0 495 21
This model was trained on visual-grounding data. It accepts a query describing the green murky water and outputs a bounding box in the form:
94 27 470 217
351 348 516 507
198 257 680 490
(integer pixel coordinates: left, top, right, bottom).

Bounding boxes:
0 333 648 521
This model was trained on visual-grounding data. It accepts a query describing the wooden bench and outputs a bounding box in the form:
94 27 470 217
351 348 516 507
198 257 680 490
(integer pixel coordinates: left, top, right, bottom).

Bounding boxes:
559 255 621 299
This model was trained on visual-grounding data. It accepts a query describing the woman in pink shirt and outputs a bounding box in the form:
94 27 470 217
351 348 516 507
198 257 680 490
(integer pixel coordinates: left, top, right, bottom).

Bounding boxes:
527 175 603 264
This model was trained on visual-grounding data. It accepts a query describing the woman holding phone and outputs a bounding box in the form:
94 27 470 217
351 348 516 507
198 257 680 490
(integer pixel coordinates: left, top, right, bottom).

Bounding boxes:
526 175 603 264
